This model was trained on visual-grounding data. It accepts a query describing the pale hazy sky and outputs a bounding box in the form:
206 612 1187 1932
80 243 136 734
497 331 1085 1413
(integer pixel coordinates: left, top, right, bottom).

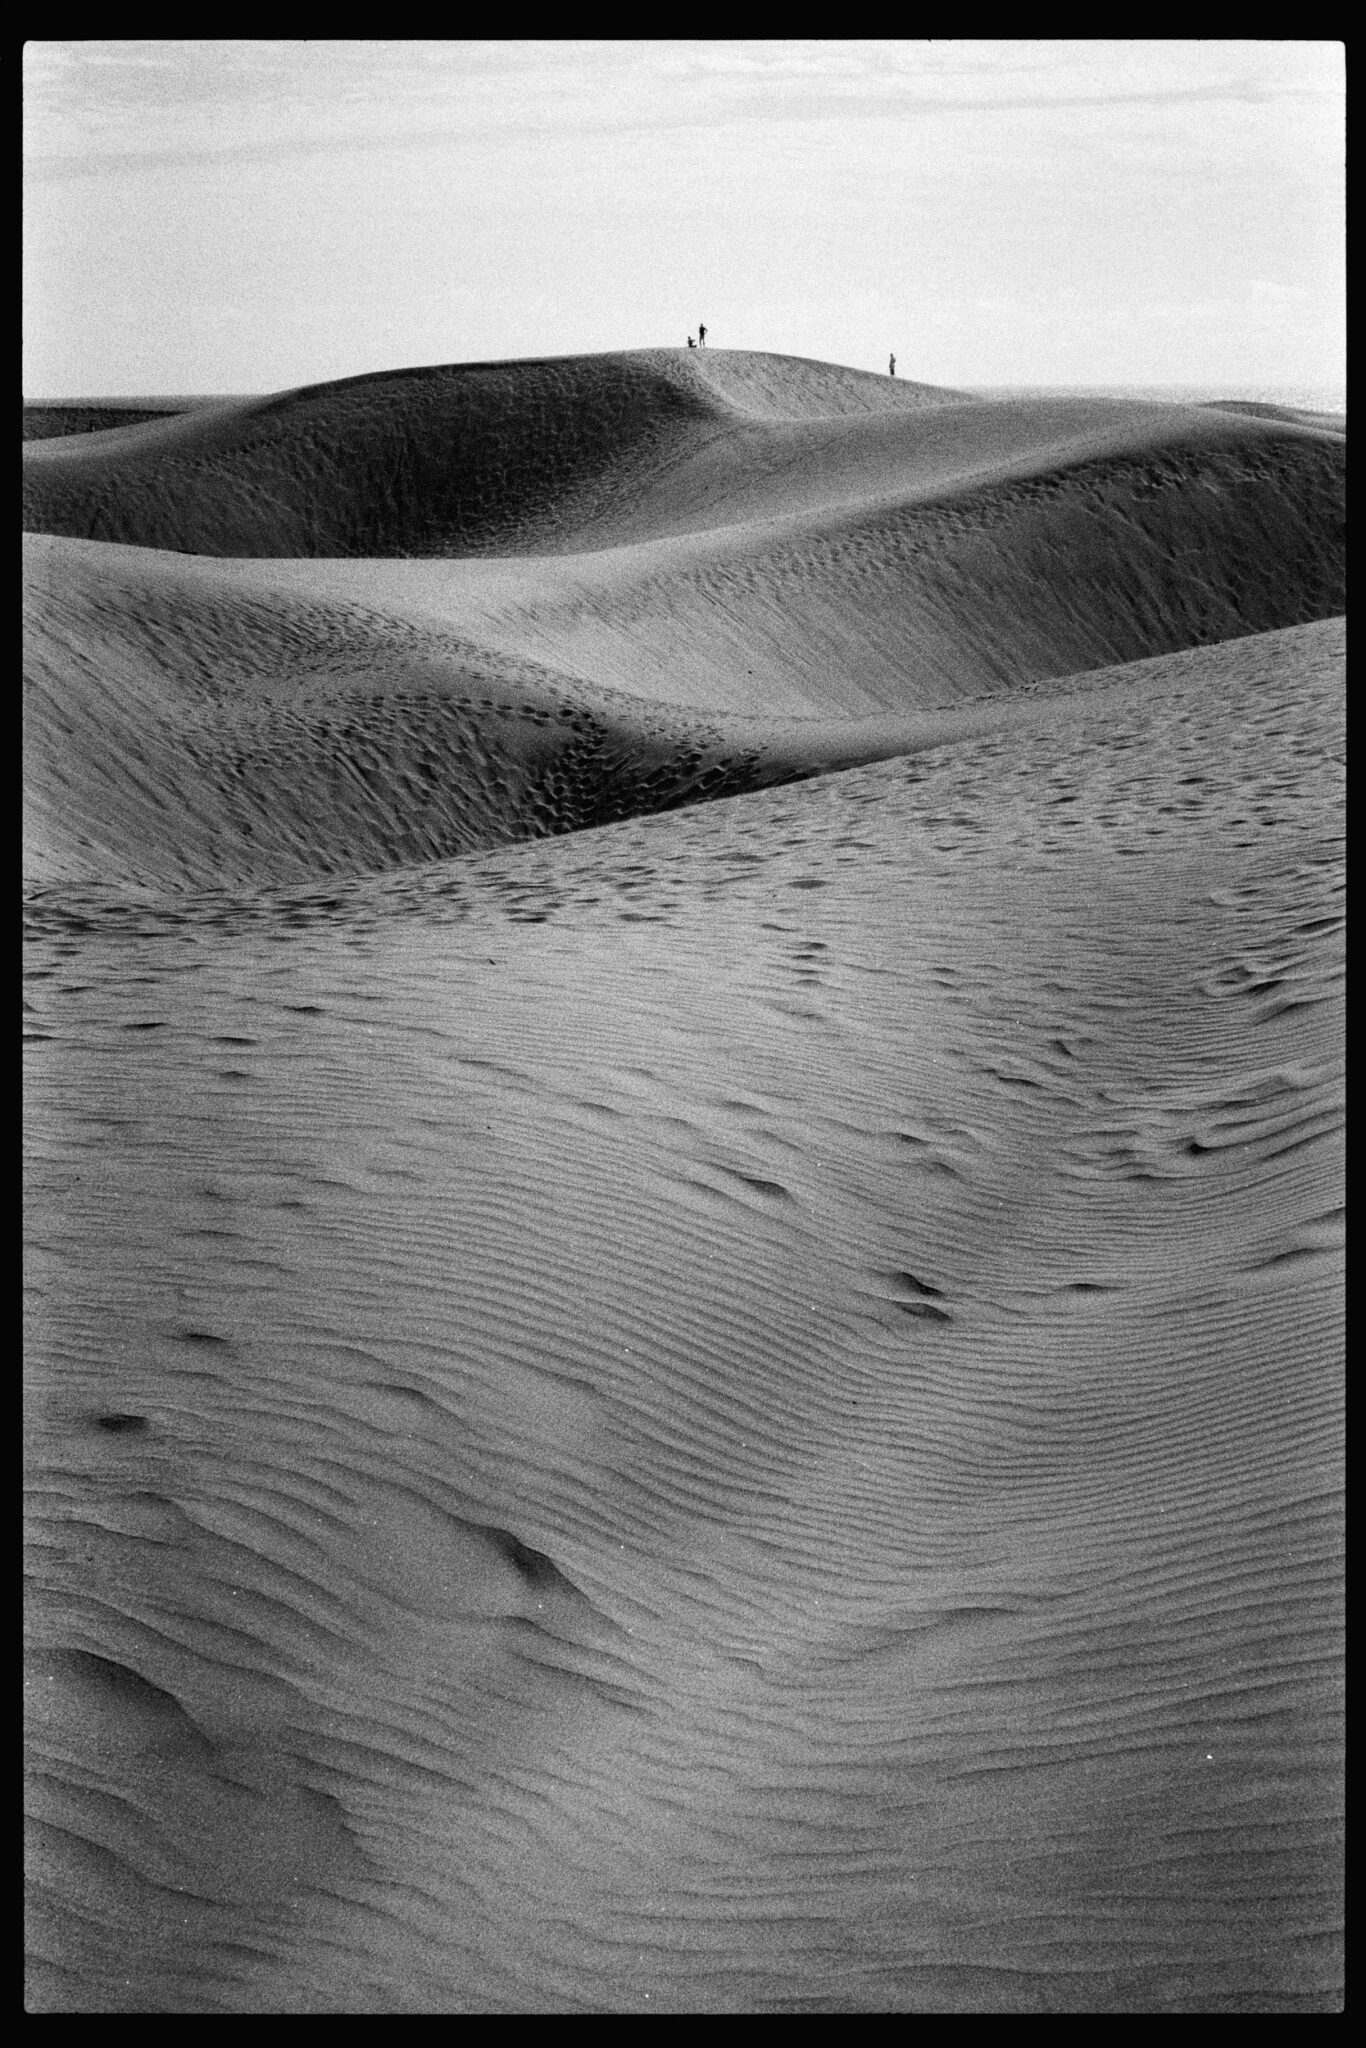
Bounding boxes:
23 39 1345 398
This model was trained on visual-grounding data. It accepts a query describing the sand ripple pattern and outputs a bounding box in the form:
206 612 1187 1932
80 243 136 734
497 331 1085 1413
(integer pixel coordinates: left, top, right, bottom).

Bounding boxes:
23 354 1344 2012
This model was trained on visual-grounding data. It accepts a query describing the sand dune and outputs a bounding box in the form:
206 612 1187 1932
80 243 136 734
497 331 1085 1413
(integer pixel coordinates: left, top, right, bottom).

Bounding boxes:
24 351 1344 2012
22 396 247 441
22 347 1342 562
22 364 1344 889
1195 398 1347 436
21 351 958 556
23 406 187 441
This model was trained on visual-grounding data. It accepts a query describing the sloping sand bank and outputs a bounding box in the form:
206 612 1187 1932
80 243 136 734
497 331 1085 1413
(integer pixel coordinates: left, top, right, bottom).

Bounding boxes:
24 352 1343 2013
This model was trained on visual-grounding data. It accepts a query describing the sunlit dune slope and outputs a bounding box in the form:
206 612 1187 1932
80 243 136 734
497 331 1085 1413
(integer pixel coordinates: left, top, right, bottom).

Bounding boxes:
24 617 1343 2012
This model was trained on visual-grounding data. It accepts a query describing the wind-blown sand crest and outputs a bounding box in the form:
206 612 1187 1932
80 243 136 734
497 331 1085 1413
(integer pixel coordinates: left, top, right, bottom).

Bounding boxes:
24 350 1344 2012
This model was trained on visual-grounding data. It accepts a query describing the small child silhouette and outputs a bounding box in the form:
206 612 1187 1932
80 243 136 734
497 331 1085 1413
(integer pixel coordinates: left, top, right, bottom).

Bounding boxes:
687 335 696 349
889 354 896 377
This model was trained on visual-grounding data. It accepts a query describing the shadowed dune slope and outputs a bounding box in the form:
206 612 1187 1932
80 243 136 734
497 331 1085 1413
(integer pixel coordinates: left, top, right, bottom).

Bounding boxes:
25 619 1343 2011
21 350 1344 567
23 406 186 441
21 350 961 557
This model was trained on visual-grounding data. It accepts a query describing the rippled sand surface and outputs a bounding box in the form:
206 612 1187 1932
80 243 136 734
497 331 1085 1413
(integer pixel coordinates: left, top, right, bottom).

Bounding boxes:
24 351 1344 2012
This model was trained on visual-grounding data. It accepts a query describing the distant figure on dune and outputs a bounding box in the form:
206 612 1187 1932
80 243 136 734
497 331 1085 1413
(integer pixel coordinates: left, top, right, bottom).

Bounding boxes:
687 335 696 349
889 354 896 377
698 323 707 346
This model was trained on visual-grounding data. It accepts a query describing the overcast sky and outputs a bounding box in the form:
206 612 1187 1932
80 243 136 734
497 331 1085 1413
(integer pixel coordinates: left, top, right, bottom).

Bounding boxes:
23 39 1345 398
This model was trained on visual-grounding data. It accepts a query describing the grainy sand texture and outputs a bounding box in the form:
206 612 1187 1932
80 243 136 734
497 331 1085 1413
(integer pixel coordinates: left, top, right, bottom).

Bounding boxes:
24 350 1344 2012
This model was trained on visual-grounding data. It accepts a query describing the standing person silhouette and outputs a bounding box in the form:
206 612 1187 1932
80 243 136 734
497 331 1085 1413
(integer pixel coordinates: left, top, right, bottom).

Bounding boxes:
698 323 707 346
889 353 896 377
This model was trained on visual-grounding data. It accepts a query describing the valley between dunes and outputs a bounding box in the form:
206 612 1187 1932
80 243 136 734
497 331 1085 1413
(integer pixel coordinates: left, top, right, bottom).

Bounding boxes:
24 350 1344 2012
